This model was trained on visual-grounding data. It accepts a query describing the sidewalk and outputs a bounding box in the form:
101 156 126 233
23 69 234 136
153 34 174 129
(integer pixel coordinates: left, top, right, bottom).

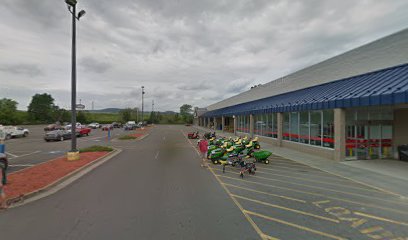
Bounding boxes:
194 126 408 198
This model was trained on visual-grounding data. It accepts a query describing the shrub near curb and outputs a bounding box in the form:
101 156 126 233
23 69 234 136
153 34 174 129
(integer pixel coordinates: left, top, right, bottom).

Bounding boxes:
118 135 137 140
79 145 113 153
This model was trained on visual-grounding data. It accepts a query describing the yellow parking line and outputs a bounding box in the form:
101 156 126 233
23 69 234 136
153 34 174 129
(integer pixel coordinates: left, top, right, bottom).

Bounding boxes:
271 154 403 198
181 132 269 240
216 175 406 215
216 168 406 206
224 183 306 203
244 210 347 240
262 234 280 240
254 166 351 182
268 161 315 168
354 212 408 227
254 169 384 193
208 167 272 240
232 194 339 223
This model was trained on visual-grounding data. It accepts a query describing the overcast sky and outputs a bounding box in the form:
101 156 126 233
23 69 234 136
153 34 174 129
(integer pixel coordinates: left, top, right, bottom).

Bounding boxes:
1 0 407 111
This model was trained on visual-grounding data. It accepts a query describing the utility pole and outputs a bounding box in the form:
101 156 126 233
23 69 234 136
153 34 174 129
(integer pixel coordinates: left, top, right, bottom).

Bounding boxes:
151 100 155 123
141 86 145 123
65 0 86 157
92 101 94 111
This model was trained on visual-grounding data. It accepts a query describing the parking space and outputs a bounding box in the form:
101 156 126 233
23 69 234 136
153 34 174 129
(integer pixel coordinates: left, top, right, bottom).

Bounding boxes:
4 125 128 173
183 134 408 240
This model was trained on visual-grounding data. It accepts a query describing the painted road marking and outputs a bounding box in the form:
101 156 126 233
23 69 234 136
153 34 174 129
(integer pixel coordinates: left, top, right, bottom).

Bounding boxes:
353 211 408 227
313 200 407 239
217 168 407 206
163 136 166 141
181 130 268 240
224 183 306 203
271 153 403 198
6 152 19 158
217 174 406 215
254 165 353 182
231 194 339 223
88 136 104 140
244 210 346 240
9 164 35 167
11 150 41 159
208 167 271 240
253 169 384 193
155 151 160 160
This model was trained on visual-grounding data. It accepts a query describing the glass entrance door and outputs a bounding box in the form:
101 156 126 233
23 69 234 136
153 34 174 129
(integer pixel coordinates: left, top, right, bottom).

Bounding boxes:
346 123 393 160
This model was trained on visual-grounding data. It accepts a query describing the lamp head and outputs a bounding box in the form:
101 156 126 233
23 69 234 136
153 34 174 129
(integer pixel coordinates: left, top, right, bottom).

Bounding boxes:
65 0 77 7
78 10 86 19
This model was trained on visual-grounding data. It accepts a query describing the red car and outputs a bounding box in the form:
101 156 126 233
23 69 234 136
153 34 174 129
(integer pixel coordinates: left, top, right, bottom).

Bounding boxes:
76 127 91 136
102 124 113 131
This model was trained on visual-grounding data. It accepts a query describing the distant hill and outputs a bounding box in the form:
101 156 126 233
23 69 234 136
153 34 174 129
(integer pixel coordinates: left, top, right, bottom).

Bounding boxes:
89 108 178 114
89 108 123 113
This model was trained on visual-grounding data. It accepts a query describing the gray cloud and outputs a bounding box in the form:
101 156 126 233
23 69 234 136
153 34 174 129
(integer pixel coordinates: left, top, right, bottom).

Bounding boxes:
1 0 408 111
79 57 112 74
0 64 44 77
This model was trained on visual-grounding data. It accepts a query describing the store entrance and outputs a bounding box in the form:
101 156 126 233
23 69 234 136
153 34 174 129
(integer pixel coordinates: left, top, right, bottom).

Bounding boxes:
346 121 393 160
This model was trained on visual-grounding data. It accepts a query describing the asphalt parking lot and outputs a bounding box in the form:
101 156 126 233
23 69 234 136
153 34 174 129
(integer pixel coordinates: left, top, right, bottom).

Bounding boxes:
184 132 408 240
4 125 127 173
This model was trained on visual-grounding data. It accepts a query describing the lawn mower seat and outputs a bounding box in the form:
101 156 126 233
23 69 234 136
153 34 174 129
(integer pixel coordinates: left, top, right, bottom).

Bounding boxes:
226 146 234 152
245 141 253 148
253 137 259 142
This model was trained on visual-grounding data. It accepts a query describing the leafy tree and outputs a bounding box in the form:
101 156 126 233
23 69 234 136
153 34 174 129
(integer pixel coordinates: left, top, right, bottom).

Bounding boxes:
76 110 87 123
0 98 18 125
120 108 133 122
27 93 56 123
179 104 193 123
149 111 159 124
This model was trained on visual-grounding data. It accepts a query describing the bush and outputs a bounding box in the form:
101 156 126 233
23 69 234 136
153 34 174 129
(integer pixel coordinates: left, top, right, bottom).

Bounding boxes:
118 135 137 140
79 145 114 153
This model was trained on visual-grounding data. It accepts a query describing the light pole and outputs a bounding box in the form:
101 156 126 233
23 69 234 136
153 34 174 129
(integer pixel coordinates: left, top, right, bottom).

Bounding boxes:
65 0 85 156
141 86 145 123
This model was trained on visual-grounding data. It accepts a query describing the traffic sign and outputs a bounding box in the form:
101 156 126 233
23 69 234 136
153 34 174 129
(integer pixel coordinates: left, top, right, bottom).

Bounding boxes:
76 104 85 110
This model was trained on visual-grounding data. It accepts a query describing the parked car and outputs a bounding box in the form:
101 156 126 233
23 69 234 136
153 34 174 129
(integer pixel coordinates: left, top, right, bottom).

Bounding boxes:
44 124 62 131
64 122 82 130
112 122 122 128
76 127 91 136
102 124 113 131
44 129 72 142
2 126 29 139
124 121 137 130
88 122 100 129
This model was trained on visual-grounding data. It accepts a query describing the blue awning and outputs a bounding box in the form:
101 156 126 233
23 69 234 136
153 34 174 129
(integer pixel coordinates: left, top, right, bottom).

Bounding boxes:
203 63 408 117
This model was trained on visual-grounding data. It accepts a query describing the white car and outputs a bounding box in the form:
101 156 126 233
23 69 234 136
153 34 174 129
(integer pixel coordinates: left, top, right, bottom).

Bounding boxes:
88 122 100 129
2 126 29 139
64 122 82 130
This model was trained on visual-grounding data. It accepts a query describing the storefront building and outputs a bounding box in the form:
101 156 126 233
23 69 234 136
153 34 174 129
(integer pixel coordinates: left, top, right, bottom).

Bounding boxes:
196 29 408 161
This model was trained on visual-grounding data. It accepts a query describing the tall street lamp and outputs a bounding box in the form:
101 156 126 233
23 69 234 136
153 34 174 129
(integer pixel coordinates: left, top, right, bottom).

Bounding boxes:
65 0 85 159
141 86 145 123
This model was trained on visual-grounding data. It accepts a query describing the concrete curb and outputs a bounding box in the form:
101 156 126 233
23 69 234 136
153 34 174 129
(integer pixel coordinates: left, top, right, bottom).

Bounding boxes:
137 133 149 141
6 148 123 208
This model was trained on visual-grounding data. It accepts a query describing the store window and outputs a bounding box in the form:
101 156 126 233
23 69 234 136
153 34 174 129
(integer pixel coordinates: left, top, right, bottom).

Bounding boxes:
237 115 250 134
323 110 334 148
299 111 309 144
270 113 278 138
283 113 290 140
254 114 265 136
310 111 322 146
290 112 299 142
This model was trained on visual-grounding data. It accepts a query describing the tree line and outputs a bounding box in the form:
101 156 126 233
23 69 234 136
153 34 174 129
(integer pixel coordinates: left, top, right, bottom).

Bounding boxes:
0 94 194 125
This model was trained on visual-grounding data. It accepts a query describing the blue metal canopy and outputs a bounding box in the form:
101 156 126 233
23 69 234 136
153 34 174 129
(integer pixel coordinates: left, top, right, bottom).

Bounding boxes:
204 63 408 117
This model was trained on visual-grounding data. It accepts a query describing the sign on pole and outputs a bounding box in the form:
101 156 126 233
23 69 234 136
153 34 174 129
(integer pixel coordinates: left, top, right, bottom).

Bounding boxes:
76 104 85 110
